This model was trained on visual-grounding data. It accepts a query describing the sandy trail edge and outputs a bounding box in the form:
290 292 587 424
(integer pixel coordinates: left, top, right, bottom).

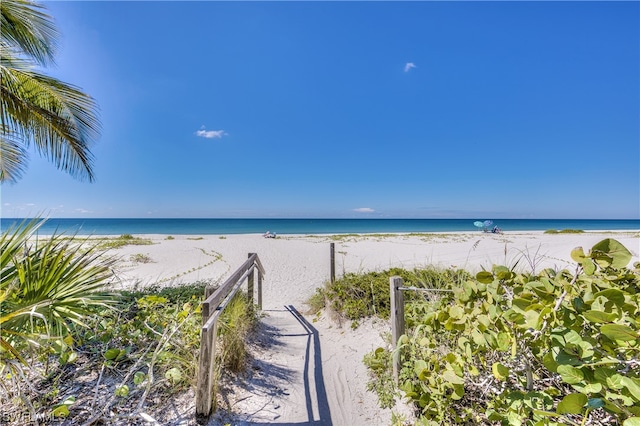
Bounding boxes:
109 231 639 425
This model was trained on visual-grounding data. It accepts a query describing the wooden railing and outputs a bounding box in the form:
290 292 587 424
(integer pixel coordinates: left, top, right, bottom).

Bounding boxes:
196 252 265 416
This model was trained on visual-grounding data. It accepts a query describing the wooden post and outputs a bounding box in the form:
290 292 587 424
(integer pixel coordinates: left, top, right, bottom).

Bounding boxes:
196 253 265 417
330 243 335 283
390 276 405 384
196 319 218 416
257 269 263 310
204 285 215 299
247 253 255 304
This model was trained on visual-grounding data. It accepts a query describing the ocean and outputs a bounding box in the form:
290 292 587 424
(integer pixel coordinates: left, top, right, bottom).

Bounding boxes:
1 218 638 236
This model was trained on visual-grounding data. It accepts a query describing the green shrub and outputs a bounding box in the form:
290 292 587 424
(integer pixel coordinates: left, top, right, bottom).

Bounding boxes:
306 287 327 315
378 239 640 425
363 348 396 409
325 267 470 321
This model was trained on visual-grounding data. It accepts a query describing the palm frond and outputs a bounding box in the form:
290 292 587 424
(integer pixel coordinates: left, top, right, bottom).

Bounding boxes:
1 220 118 352
0 2 102 183
0 129 28 182
0 0 58 66
0 63 100 182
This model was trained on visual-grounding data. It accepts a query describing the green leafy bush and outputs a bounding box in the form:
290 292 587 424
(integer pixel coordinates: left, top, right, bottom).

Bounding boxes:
387 239 639 425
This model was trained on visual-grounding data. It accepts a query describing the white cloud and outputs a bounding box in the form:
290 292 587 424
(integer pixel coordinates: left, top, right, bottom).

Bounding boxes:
353 207 375 213
74 208 91 214
404 62 416 72
196 126 227 139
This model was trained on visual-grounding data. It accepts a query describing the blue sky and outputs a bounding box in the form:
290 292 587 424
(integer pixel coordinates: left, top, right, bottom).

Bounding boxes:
1 1 638 219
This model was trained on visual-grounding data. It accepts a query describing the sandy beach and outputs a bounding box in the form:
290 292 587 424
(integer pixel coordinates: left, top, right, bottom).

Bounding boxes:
107 231 638 425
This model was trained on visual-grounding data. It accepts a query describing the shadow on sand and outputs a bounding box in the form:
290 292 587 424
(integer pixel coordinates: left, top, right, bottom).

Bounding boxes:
213 306 332 426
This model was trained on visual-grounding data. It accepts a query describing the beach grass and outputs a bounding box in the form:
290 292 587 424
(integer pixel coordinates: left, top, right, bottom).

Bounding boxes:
317 266 469 322
95 234 154 249
129 253 153 263
543 229 584 234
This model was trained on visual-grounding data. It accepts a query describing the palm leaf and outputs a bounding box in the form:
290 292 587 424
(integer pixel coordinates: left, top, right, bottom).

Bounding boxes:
1 220 118 352
0 61 100 182
0 1 101 183
0 0 58 66
0 129 28 181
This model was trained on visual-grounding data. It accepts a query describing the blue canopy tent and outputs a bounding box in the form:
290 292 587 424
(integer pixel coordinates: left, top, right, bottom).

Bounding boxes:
474 220 494 232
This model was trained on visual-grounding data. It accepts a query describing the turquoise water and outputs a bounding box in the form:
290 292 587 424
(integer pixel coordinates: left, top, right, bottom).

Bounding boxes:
1 218 638 235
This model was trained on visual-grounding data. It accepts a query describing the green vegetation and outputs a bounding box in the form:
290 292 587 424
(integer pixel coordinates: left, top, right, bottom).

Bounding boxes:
545 229 585 234
218 293 258 373
1 221 258 423
357 240 640 425
95 234 153 250
165 236 175 240
130 253 153 263
319 267 470 322
1 219 118 417
306 288 327 315
0 0 101 183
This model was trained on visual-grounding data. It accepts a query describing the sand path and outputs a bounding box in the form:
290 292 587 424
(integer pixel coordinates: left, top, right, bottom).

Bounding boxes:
205 236 398 425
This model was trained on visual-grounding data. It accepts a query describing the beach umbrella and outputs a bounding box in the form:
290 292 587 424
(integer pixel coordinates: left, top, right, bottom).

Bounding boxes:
473 221 484 228
483 220 493 227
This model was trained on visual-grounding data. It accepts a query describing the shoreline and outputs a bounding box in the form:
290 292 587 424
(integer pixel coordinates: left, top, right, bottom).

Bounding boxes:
31 229 640 239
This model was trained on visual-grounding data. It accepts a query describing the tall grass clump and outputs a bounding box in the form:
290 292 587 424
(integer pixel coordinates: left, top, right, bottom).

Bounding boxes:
319 267 470 322
218 293 258 373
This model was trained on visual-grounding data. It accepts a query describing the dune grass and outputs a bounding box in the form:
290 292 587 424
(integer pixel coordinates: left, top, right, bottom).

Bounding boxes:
543 229 584 234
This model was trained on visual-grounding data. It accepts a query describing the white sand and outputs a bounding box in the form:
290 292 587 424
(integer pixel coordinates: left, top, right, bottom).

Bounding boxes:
108 231 639 425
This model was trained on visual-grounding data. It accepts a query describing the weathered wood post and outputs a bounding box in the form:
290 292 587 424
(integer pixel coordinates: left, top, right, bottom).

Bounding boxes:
196 315 218 416
195 253 265 417
247 253 255 304
204 285 215 299
257 267 263 310
390 276 405 384
330 242 335 283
